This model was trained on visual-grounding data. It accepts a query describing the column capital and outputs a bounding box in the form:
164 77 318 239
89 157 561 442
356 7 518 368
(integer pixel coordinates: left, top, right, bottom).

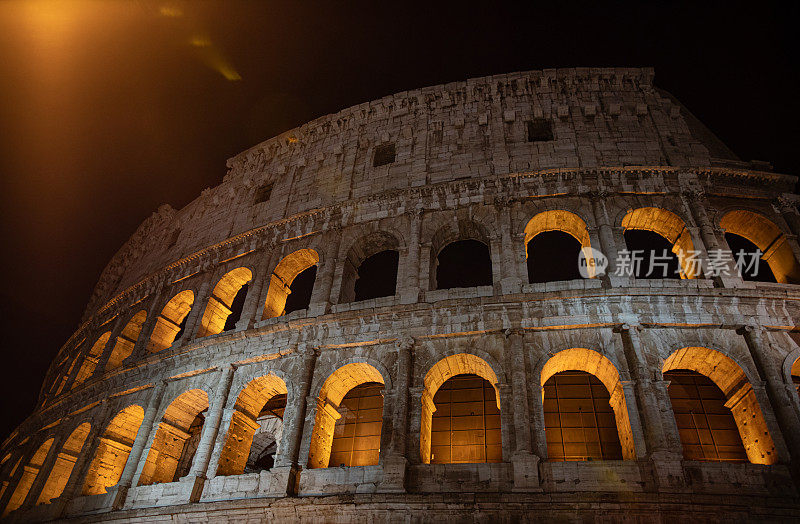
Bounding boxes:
395 336 415 352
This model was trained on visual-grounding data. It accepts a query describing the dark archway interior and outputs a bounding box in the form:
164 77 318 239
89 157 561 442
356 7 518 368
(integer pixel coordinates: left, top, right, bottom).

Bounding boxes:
223 283 249 331
284 265 317 314
623 230 681 279
724 233 777 282
353 250 399 302
664 370 747 463
436 240 493 290
527 231 583 283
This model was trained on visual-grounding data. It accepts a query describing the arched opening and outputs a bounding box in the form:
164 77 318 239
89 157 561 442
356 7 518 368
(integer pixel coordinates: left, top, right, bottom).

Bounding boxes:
82 405 144 495
307 363 385 469
430 374 502 464
421 353 501 464
543 371 623 461
147 290 194 352
198 267 253 338
216 375 288 477
663 347 777 464
73 332 112 387
792 356 800 398
435 240 493 290
621 207 696 279
36 423 90 505
340 232 400 303
2 439 53 516
664 369 747 462
540 348 636 460
353 251 399 302
138 389 209 486
724 233 777 282
107 310 147 370
721 210 800 284
524 210 594 283
329 382 384 467
263 249 319 319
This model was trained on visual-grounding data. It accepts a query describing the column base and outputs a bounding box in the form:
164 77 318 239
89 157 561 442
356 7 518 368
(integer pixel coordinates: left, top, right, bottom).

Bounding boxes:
511 452 542 492
377 455 408 493
267 465 299 497
399 288 420 305
649 450 686 492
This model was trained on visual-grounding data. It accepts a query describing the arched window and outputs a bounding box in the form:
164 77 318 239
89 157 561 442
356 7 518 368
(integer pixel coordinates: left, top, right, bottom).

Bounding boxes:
308 363 385 469
82 405 144 495
524 210 595 282
216 375 288 477
73 332 112 387
430 374 501 464
2 439 53 516
420 353 502 464
138 390 209 486
540 348 637 460
339 232 400 303
36 423 90 504
107 310 147 370
435 240 493 289
543 371 622 461
621 207 696 279
147 290 194 352
263 249 319 319
664 369 747 462
198 267 253 338
663 347 776 464
721 210 799 284
329 382 384 467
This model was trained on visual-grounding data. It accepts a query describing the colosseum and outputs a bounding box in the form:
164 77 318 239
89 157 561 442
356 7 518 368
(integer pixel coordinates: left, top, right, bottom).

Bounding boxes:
2 67 800 522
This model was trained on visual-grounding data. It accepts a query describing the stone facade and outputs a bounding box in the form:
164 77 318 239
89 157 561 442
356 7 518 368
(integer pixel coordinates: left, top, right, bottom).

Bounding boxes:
2 67 800 522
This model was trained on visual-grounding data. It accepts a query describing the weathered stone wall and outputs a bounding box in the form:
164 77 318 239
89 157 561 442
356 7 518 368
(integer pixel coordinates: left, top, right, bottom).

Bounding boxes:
3 68 800 522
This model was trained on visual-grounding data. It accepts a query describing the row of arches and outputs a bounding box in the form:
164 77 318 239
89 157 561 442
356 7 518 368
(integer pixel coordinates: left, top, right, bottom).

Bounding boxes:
55 206 800 397
9 342 798 517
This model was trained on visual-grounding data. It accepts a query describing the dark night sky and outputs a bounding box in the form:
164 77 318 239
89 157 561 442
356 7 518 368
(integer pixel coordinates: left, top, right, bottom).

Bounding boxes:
0 1 797 441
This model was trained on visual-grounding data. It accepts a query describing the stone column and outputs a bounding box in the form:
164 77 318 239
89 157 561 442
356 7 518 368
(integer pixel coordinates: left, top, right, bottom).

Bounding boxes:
619 325 681 457
110 380 167 509
184 366 236 500
406 386 426 465
497 200 524 295
183 279 212 344
235 250 273 330
94 318 125 378
589 191 619 280
378 337 413 492
399 209 424 304
740 326 800 464
270 346 317 496
683 189 739 285
308 229 342 317
125 290 166 364
50 421 104 515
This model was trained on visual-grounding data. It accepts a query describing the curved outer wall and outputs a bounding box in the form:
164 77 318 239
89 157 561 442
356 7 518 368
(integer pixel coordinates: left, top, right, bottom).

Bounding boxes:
2 67 800 521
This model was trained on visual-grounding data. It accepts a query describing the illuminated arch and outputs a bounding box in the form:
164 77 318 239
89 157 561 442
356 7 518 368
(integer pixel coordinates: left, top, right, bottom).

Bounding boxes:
420 353 500 464
720 210 800 284
621 207 697 278
107 310 147 370
82 405 145 495
663 347 777 464
147 290 194 352
198 267 253 337
73 332 112 387
2 439 53 516
540 348 636 460
307 362 385 469
216 374 288 476
524 210 595 279
138 389 209 486
263 249 319 319
36 422 90 505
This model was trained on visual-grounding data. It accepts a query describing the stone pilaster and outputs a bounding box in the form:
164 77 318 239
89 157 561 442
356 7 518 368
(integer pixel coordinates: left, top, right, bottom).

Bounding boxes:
399 209 423 304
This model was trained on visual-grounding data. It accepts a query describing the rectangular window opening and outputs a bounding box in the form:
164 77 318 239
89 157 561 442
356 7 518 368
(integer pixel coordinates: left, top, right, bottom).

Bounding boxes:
254 183 274 204
373 143 396 167
527 119 554 142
